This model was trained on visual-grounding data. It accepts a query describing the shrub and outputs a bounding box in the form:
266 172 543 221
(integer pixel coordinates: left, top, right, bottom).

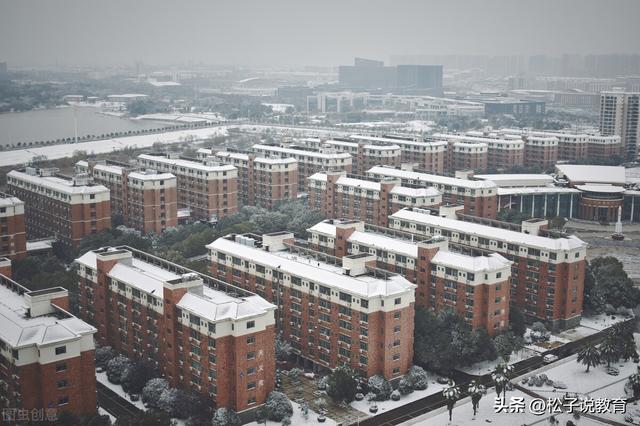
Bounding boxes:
368 375 392 401
407 366 429 390
265 391 293 422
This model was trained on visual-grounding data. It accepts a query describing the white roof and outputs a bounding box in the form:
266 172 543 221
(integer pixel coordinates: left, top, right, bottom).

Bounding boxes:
336 176 381 191
389 186 440 197
0 284 95 349
575 184 626 194
128 171 176 181
474 174 555 188
207 237 414 299
0 194 24 207
555 164 626 185
350 134 448 148
367 166 497 190
432 251 511 273
93 163 125 176
7 170 109 196
497 187 580 196
253 144 352 160
391 209 586 252
138 154 236 173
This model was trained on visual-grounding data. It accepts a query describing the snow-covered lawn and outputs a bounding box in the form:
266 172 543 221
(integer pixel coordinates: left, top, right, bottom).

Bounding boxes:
246 404 337 426
96 371 147 411
554 325 601 342
580 313 631 331
459 347 539 376
524 328 570 353
350 373 447 416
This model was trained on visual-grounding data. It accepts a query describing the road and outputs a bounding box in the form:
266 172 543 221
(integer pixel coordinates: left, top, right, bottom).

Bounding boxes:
97 382 144 420
353 320 631 426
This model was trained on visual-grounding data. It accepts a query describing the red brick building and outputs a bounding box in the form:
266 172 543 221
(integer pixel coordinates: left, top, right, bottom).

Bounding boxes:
75 247 276 412
0 193 27 260
522 136 559 171
7 168 111 250
198 150 298 209
308 171 441 227
303 138 402 175
252 144 352 192
79 161 178 235
366 166 498 219
389 208 587 330
207 232 416 380
307 220 511 335
587 135 623 160
0 265 97 418
138 154 238 223
450 142 488 172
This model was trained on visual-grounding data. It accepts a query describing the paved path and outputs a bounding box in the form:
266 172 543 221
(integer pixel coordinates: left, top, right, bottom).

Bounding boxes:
96 382 143 420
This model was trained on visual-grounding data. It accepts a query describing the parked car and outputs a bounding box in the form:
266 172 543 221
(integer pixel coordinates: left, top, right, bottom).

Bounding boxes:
543 354 559 364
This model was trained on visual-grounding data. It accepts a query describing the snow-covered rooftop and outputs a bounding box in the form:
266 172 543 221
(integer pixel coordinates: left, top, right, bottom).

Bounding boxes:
253 144 352 160
128 170 176 181
7 170 109 196
138 154 236 173
207 237 415 299
474 174 554 188
575 184 626 194
391 208 586 252
389 186 440 198
0 193 24 207
367 166 497 190
431 251 511 273
556 164 626 185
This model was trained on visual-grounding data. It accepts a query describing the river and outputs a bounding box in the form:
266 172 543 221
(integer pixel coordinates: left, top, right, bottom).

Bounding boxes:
0 107 165 147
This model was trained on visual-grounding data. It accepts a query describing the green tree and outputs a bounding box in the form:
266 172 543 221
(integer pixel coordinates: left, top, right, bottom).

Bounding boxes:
577 344 601 372
509 305 527 337
327 365 359 403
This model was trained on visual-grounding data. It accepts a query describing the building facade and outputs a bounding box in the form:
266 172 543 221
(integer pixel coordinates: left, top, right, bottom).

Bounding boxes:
7 168 111 250
0 193 27 260
389 208 587 330
75 247 276 412
0 264 97 418
208 232 415 379
138 153 238 223
303 138 402 175
600 91 640 160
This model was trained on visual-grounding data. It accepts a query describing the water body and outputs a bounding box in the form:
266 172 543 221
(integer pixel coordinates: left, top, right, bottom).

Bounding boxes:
0 107 165 147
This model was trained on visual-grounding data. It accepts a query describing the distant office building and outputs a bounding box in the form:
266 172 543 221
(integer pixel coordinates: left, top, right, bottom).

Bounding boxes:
0 262 97 417
338 58 443 96
0 193 27 260
484 99 546 117
7 168 111 250
599 92 640 160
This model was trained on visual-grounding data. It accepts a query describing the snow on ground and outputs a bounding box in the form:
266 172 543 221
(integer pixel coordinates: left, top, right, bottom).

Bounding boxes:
97 407 116 423
96 371 147 411
524 328 570 354
580 313 631 331
246 404 337 426
0 126 229 167
554 325 601 342
459 347 539 376
403 120 434 133
350 373 447 416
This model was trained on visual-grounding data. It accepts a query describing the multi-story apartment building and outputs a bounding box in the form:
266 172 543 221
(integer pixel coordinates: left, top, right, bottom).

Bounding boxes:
138 153 238 222
307 220 511 335
303 138 402 175
7 168 111 250
366 166 498 219
252 144 352 192
389 207 587 329
0 193 27 260
197 150 298 209
349 135 447 174
587 135 623 160
600 91 640 160
0 262 97 417
207 232 415 379
522 135 558 170
75 246 276 412
450 142 488 172
78 161 178 235
307 171 441 227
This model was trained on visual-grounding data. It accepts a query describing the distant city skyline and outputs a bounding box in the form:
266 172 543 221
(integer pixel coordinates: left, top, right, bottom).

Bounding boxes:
1 0 639 68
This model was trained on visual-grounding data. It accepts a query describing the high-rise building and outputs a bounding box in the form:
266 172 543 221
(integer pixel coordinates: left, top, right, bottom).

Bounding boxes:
7 168 111 250
0 261 97 417
0 193 27 260
599 92 640 160
75 246 276 412
303 138 402 175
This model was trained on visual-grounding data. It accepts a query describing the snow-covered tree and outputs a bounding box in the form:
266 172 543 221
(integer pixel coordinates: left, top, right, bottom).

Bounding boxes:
390 390 401 401
628 369 640 398
106 355 131 384
367 375 392 401
442 380 460 422
600 336 621 367
275 335 292 362
281 416 292 426
398 377 413 395
467 380 486 417
142 378 169 408
577 344 601 372
95 346 117 368
265 391 293 421
211 407 241 426
121 361 157 395
157 388 187 417
407 365 429 390
327 365 359 403
530 322 550 342
491 364 512 399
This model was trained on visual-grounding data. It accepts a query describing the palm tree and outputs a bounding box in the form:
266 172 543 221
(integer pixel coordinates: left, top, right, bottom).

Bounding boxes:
600 336 621 368
467 380 486 417
577 344 601 372
442 380 460 422
491 363 513 399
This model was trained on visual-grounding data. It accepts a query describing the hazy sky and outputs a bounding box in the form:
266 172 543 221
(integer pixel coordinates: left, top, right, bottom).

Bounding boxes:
1 0 639 68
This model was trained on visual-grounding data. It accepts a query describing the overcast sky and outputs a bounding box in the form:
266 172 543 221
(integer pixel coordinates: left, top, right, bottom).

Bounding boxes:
1 0 639 68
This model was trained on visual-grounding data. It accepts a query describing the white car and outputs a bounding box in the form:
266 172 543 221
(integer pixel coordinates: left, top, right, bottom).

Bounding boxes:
543 354 559 364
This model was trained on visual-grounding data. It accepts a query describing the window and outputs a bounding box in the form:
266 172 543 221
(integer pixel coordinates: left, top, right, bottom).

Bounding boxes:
58 397 69 406
393 312 401 320
393 325 401 333
57 380 68 389
247 381 256 390
247 336 255 344
55 346 66 355
247 352 256 360
247 367 256 375
247 321 255 329
56 363 67 372
394 297 401 305
360 300 369 309
339 292 352 303
393 353 401 360
247 396 256 405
